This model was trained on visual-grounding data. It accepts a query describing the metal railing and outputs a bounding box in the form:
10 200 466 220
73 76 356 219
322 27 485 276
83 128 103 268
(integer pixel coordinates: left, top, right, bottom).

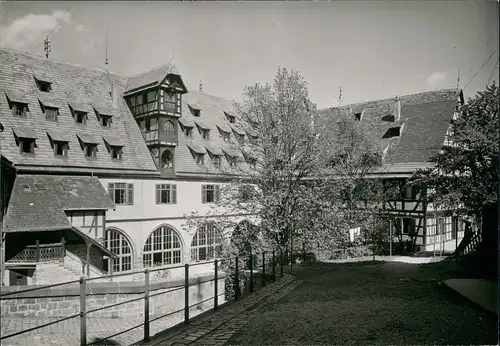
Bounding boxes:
0 249 286 345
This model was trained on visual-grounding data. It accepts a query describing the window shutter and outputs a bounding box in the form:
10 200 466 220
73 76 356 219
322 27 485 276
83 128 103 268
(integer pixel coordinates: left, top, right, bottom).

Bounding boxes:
155 184 160 204
215 185 220 202
202 185 207 204
108 183 114 202
127 183 134 205
172 184 177 204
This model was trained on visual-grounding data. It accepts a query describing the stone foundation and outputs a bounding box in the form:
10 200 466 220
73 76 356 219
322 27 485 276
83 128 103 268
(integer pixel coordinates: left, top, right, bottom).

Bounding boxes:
0 272 226 319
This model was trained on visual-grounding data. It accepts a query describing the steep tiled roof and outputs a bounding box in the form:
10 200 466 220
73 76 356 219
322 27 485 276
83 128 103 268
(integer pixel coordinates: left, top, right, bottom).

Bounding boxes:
4 174 114 233
318 88 462 167
125 62 181 94
0 48 158 175
175 91 256 176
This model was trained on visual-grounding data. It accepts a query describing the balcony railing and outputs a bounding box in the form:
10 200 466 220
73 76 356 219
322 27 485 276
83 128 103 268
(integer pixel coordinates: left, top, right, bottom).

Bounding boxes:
7 242 65 263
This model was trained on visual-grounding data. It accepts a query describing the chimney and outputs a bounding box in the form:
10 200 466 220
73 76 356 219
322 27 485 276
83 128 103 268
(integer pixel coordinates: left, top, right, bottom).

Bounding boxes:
394 96 401 122
110 81 118 108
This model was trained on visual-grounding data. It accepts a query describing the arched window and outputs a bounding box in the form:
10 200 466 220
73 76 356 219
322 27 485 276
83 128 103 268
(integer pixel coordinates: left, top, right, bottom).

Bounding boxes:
161 149 174 169
191 223 223 262
104 229 133 272
164 120 175 137
143 225 183 267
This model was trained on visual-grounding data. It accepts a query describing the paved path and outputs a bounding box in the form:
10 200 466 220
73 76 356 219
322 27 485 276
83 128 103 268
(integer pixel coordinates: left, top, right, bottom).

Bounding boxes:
134 273 297 346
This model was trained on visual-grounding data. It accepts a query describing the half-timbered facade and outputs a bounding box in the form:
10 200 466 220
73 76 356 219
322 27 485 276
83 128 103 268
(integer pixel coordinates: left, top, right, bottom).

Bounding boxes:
319 89 467 253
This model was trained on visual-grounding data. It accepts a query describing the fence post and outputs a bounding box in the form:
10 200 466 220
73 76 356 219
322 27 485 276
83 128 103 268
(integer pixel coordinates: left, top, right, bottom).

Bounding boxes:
280 248 283 277
36 240 40 262
143 268 150 342
234 256 240 300
262 252 266 287
61 237 66 262
249 254 254 293
184 263 189 324
272 250 276 282
214 260 218 310
79 276 86 346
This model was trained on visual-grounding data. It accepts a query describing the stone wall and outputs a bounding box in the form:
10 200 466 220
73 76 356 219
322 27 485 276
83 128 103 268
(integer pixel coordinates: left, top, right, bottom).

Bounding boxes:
1 272 226 320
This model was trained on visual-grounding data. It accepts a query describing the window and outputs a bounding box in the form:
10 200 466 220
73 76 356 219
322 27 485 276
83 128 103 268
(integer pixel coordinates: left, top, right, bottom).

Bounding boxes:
143 225 182 267
19 138 36 154
45 107 58 121
195 153 205 165
191 223 223 262
99 114 112 127
53 140 68 156
38 81 51 92
354 112 362 121
221 131 230 142
184 127 193 137
249 135 258 145
212 155 222 167
249 158 257 169
202 129 210 139
402 218 415 234
156 184 177 204
161 149 174 169
84 144 98 158
382 127 401 139
226 155 237 167
75 111 87 124
163 120 175 137
165 92 177 112
108 183 134 205
225 112 235 123
104 229 133 272
202 184 220 203
237 134 245 143
110 146 123 160
189 106 200 117
11 102 29 117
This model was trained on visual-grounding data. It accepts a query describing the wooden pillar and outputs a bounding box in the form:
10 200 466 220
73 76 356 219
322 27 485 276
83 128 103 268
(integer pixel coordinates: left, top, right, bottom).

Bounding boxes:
61 237 66 262
86 242 91 277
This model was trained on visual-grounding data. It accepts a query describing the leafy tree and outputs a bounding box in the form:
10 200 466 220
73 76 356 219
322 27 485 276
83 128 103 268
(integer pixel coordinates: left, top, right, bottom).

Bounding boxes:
184 67 321 259
412 83 498 275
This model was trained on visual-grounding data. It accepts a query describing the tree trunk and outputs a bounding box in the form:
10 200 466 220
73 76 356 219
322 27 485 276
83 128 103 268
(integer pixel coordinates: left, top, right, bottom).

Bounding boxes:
476 203 498 279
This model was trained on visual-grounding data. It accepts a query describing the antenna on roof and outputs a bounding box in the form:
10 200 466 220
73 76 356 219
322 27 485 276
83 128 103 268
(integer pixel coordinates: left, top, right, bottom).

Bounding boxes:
456 67 460 89
338 86 343 107
199 80 203 92
44 36 51 59
105 27 109 73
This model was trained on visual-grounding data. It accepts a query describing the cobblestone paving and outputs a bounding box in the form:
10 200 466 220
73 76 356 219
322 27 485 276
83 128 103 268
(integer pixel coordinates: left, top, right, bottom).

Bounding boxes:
139 274 298 346
1 275 295 346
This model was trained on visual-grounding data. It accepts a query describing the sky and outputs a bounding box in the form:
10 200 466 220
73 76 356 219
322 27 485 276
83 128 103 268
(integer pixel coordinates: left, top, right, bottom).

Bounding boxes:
0 1 498 109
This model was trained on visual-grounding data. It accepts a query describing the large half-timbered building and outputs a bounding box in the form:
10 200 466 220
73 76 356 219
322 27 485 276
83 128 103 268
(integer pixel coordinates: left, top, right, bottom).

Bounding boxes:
319 89 467 253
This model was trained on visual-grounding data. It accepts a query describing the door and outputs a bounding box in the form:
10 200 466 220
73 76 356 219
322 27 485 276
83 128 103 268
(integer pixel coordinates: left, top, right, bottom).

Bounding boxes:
9 269 28 286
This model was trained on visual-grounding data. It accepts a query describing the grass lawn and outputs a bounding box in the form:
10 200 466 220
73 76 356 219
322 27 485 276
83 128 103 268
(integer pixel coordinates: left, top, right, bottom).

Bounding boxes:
228 260 498 345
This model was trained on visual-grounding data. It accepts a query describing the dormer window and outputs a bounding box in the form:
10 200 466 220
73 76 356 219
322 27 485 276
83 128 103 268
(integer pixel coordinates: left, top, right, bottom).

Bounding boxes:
179 118 194 137
12 103 29 117
382 126 401 139
232 127 246 143
381 114 395 122
225 112 236 123
94 108 113 128
354 112 362 121
196 121 211 139
103 136 124 160
47 131 69 157
5 91 29 117
13 127 37 154
68 102 88 125
77 134 99 159
206 145 223 167
223 148 239 167
185 127 193 137
187 143 206 165
188 104 201 117
217 125 231 142
45 107 59 121
34 74 52 92
247 132 258 145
